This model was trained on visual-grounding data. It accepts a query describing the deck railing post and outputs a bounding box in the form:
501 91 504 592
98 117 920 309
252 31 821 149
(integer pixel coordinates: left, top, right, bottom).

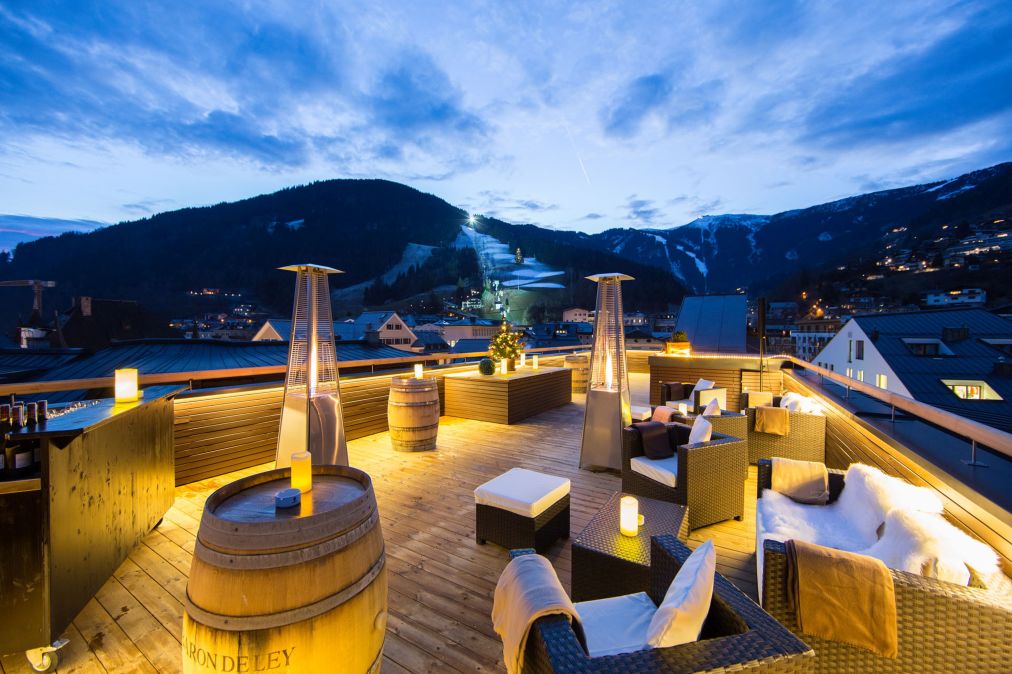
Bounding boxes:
890 404 895 422
963 439 988 468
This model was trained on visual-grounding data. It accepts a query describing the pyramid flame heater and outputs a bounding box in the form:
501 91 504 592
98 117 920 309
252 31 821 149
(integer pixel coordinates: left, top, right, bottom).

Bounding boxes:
276 263 349 468
580 273 633 470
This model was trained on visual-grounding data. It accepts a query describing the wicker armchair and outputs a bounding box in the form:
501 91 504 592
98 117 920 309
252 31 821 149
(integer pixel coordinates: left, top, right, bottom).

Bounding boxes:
757 461 1012 673
512 536 814 673
661 381 727 413
745 398 826 464
622 422 747 530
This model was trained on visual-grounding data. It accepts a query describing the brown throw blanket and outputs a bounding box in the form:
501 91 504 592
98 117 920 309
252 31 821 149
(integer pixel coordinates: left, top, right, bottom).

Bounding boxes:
785 539 898 658
492 554 581 674
772 457 829 504
651 405 677 422
754 405 790 436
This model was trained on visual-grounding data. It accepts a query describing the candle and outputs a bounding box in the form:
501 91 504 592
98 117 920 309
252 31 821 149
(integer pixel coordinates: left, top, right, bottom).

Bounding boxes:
114 368 139 403
532 354 539 369
500 358 508 375
290 451 313 493
26 402 37 425
12 404 24 428
414 363 424 379
520 353 526 368
620 495 639 537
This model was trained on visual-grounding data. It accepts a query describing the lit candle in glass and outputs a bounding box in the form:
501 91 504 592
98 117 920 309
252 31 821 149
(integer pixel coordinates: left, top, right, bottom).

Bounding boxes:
520 353 526 368
114 368 139 403
532 354 539 370
500 358 508 374
414 363 424 379
620 495 639 536
290 451 312 493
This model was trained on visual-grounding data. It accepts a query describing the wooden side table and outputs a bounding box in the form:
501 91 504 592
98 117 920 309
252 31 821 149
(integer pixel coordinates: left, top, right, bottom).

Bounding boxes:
571 492 689 602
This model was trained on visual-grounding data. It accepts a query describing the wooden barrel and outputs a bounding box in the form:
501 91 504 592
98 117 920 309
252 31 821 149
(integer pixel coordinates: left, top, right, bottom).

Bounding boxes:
565 354 589 394
183 465 387 674
387 376 439 452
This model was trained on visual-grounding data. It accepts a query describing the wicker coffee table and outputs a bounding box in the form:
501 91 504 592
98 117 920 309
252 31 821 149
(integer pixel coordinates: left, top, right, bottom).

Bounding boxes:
571 492 689 602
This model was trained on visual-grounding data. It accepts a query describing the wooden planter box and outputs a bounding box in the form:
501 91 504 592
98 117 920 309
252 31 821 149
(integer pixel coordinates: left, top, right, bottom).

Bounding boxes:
443 367 572 424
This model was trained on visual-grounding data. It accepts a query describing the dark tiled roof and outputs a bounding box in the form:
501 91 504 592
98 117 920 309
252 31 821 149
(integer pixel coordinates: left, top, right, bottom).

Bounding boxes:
675 295 747 353
448 338 491 354
412 331 449 349
0 349 84 380
32 339 410 382
852 309 1012 432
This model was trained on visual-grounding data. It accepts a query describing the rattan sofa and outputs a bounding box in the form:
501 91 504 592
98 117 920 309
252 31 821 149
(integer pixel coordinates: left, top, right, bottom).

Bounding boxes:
512 536 814 673
756 460 1012 673
660 381 727 413
745 397 826 464
622 422 747 530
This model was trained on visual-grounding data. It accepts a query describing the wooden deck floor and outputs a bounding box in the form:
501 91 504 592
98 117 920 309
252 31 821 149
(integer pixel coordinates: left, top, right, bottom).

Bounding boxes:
0 398 759 674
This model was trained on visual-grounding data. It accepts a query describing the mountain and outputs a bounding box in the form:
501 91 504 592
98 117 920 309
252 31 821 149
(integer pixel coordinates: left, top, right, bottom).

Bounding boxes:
0 179 682 319
591 162 1012 293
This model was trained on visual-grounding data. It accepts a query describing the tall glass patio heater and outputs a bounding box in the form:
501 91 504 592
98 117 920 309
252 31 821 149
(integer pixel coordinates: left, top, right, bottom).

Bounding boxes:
580 273 633 470
275 263 349 468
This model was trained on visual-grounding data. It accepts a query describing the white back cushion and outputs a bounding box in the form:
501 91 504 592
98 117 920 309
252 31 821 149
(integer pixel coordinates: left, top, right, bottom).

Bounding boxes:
834 464 943 539
779 391 803 411
688 415 712 444
646 540 716 647
691 378 715 394
701 398 720 417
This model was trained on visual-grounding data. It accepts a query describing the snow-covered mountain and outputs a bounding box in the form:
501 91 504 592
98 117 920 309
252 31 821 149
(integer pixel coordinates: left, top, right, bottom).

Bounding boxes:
587 162 1012 293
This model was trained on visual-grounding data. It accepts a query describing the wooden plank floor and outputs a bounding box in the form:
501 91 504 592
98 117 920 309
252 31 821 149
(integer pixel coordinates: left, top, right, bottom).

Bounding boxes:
0 395 759 674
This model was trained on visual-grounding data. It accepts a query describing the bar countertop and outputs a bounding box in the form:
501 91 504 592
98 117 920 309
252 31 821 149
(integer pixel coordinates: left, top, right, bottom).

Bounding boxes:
8 384 187 440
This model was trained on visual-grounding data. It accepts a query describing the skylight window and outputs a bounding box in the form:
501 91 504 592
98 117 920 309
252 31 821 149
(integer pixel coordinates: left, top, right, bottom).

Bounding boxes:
941 379 1003 401
902 338 954 356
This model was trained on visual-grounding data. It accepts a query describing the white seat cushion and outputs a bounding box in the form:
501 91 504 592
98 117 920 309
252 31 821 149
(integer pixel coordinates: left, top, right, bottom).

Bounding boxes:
630 455 678 488
575 592 655 657
474 468 570 518
688 415 712 444
647 540 716 647
630 404 652 421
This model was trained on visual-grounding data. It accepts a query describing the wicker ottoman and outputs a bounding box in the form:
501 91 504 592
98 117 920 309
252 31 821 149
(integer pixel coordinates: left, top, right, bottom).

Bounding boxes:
474 468 571 553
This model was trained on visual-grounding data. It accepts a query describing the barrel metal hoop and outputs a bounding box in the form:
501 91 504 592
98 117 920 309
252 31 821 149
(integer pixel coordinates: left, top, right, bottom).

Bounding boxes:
196 509 380 567
185 552 386 631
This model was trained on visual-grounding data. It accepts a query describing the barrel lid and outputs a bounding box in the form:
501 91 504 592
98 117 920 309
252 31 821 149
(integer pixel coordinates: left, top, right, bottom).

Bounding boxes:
198 465 376 553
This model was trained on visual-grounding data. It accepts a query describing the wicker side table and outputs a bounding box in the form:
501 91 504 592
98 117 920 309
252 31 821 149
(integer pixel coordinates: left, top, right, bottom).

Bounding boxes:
571 492 689 602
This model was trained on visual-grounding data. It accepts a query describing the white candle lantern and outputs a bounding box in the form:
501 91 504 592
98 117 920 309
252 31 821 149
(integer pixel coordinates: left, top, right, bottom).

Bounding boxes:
114 368 139 403
532 354 539 370
677 402 688 416
500 358 508 374
414 363 424 379
620 495 639 536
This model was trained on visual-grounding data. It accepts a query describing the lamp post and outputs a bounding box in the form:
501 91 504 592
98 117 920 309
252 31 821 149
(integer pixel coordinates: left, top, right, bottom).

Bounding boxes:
579 273 633 470
276 263 348 468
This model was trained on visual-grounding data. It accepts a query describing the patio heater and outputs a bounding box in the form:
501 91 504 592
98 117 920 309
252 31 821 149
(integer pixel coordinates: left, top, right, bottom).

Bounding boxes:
276 263 348 468
580 273 633 471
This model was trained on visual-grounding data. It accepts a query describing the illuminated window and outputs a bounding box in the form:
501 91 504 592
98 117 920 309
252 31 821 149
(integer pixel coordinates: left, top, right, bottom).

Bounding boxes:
846 367 853 378
942 379 1003 400
857 370 864 382
875 373 888 389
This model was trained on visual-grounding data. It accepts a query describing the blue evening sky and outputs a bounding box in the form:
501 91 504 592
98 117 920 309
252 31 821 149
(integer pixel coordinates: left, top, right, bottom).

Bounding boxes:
1 0 1010 242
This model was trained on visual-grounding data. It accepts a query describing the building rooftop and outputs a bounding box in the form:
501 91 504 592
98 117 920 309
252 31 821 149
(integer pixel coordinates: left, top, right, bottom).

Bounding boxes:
851 308 1012 432
674 294 747 353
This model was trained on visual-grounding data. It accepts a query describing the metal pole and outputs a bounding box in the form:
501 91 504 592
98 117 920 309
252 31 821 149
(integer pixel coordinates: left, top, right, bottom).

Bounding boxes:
963 439 989 467
305 271 315 457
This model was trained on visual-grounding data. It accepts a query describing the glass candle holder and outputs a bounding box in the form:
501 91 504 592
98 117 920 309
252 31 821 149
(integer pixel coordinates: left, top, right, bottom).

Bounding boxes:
677 402 688 416
520 353 526 368
290 451 313 493
414 363 424 379
532 355 539 369
500 358 508 375
620 495 639 537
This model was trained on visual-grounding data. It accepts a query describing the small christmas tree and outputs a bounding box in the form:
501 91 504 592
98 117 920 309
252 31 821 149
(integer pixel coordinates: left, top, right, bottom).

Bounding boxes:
489 321 524 361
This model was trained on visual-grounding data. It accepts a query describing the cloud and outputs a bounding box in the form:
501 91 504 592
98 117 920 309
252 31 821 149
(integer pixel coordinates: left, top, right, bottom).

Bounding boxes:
799 3 1012 148
473 190 558 220
601 74 673 137
0 214 105 251
580 212 604 220
625 195 663 225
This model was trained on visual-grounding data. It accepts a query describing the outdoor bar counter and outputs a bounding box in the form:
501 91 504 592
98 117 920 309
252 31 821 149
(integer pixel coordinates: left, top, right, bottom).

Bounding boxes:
0 385 183 661
443 366 572 424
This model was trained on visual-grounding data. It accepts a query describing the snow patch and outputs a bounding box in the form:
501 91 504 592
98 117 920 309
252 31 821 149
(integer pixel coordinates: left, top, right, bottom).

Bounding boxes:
286 218 305 230
937 184 976 200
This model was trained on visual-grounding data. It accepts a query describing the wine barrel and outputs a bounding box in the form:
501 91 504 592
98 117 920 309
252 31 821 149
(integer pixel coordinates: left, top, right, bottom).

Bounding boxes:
565 354 590 394
387 376 439 452
183 465 387 674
